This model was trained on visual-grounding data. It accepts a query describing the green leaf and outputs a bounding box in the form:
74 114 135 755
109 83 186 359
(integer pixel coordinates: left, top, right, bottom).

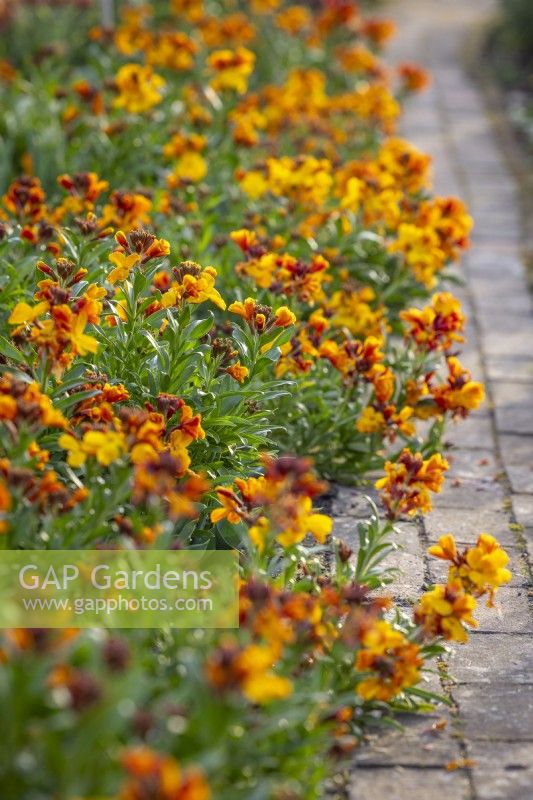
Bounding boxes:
0 336 26 364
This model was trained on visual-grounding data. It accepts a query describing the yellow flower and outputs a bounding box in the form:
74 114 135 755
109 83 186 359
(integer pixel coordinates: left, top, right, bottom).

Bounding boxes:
248 515 270 552
325 287 384 337
340 176 363 212
427 533 511 606
430 357 485 417
251 0 281 12
305 511 333 544
236 644 293 703
243 671 293 703
172 152 208 183
69 311 98 356
9 300 49 325
274 306 296 327
276 496 332 547
162 263 226 311
389 222 445 288
446 382 485 412
28 440 50 470
457 534 512 597
356 620 422 701
238 170 268 200
275 5 311 35
0 395 17 420
356 406 385 434
428 534 457 562
171 0 204 22
208 47 255 95
228 298 257 320
210 486 243 525
230 228 259 252
0 478 11 533
82 430 126 466
59 430 126 467
108 252 142 284
113 63 165 114
415 582 478 643
400 292 465 351
58 433 86 468
375 449 449 518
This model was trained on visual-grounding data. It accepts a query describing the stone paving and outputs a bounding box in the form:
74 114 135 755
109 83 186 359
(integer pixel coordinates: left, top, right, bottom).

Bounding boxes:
337 2 533 798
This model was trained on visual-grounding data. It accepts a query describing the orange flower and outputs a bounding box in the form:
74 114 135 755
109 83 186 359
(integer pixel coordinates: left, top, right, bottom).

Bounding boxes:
431 357 485 417
210 486 245 524
397 62 431 92
120 748 210 800
226 361 249 383
208 47 255 94
415 581 478 642
428 533 457 562
0 478 11 533
229 298 294 332
400 293 465 352
356 620 422 701
274 306 296 327
375 449 449 518
205 641 292 704
230 228 259 252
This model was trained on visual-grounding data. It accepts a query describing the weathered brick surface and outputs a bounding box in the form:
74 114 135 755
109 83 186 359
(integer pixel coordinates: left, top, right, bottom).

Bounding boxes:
343 0 533 796
448 632 533 683
351 713 457 767
454 684 533 741
349 766 470 799
468 742 533 800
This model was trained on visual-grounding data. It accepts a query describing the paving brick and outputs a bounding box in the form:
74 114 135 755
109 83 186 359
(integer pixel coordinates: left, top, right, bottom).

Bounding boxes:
477 314 533 340
482 435 533 493
379 549 425 596
444 412 494 450
486 357 533 383
349 766 469 800
424 507 516 546
482 328 533 361
448 633 533 684
353 712 457 767
333 516 426 600
424 506 516 544
454 684 533 741
523 528 533 550
473 588 533 634
512 494 533 529
506 466 533 495
468 257 527 283
468 742 533 800
445 448 497 480
492 382 533 435
331 487 381 518
435 478 505 511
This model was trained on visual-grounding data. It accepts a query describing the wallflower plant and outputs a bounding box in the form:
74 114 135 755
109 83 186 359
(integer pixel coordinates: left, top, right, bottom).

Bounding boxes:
0 1 509 798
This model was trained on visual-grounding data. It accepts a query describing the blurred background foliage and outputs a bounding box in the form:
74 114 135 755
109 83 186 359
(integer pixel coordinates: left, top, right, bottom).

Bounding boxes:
499 0 533 73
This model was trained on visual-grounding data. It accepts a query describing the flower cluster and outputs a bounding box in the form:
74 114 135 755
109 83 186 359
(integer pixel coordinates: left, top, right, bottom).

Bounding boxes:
376 449 449 518
415 533 511 642
0 0 499 797
211 454 332 550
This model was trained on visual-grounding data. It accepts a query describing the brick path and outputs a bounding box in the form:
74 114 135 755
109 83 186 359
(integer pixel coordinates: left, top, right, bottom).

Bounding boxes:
339 2 533 797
